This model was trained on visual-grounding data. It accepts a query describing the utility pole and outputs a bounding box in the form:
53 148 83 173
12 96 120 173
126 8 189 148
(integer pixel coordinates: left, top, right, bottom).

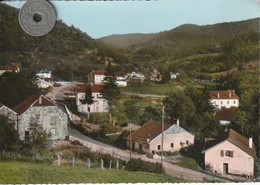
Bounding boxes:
161 106 165 169
129 124 132 159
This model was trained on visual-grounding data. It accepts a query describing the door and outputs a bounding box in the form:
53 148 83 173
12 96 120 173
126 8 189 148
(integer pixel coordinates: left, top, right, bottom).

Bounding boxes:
223 163 228 174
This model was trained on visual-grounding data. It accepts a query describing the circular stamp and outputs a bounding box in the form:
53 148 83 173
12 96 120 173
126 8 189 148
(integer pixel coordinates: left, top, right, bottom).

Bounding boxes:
19 0 56 37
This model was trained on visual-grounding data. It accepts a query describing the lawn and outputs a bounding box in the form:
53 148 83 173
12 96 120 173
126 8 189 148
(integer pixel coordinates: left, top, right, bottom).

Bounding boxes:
0 161 184 184
176 156 202 172
120 81 183 95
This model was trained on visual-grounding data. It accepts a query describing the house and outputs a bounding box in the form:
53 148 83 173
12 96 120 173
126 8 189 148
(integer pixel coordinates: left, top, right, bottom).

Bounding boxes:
36 77 54 89
202 129 257 178
35 69 52 79
170 72 179 80
13 94 68 140
87 70 106 85
150 69 162 82
87 70 127 87
0 66 20 75
75 83 109 113
126 120 194 154
214 107 238 125
35 69 54 88
0 102 18 128
125 71 146 82
209 90 239 109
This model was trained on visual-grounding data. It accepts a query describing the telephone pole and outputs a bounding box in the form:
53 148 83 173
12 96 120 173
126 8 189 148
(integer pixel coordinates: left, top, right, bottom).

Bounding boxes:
161 106 165 169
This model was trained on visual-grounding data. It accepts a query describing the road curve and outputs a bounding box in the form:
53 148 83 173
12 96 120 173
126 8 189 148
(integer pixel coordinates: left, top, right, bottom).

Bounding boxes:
68 127 230 182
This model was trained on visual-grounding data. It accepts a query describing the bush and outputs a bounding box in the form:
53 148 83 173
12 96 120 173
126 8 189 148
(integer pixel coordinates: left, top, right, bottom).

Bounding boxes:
125 158 163 174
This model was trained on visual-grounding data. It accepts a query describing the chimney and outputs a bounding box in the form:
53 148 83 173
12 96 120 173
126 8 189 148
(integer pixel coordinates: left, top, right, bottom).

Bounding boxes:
249 136 253 148
39 96 42 104
228 91 231 98
176 119 180 127
217 92 220 99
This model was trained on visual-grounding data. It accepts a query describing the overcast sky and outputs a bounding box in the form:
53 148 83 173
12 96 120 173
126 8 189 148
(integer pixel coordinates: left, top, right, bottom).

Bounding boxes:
4 0 260 39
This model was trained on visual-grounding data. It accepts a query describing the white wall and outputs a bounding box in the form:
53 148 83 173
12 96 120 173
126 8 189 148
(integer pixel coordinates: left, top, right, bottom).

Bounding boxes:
149 132 194 152
204 140 254 177
18 106 68 140
210 99 239 109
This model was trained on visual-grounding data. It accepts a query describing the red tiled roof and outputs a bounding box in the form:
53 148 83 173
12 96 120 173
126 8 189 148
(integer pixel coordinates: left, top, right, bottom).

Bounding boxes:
209 90 239 99
203 129 257 158
126 120 171 143
0 66 19 71
13 94 56 115
214 107 238 120
92 70 106 75
76 84 104 93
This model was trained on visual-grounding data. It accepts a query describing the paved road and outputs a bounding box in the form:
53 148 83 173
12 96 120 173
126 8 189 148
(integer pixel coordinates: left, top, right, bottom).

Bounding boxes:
46 83 75 100
68 127 230 182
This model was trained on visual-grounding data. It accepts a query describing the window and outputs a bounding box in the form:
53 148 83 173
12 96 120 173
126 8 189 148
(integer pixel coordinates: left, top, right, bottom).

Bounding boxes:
227 101 229 104
171 143 174 148
220 150 233 158
220 101 223 104
186 140 189 145
233 100 236 104
157 145 161 150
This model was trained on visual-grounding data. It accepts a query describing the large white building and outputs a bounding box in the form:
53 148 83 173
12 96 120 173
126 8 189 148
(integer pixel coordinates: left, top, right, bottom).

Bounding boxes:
209 90 239 109
75 83 109 113
13 94 68 141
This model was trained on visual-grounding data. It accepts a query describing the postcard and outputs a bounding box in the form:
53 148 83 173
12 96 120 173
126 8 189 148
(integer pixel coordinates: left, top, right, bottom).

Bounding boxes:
0 0 259 184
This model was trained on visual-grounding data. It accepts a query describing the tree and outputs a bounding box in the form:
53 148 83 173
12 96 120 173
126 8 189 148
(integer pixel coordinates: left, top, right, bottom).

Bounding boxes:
163 91 195 128
123 99 139 123
28 116 51 153
0 115 20 152
141 105 161 124
80 85 94 120
0 71 38 108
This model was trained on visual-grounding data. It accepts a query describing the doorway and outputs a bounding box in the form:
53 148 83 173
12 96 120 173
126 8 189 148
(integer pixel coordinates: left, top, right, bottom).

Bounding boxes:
223 163 228 174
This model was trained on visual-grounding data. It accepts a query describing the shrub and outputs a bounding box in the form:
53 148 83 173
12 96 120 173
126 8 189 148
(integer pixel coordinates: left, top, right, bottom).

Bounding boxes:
125 158 163 174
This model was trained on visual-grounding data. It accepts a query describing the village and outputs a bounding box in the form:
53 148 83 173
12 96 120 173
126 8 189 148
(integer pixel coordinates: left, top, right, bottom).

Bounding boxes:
0 65 258 182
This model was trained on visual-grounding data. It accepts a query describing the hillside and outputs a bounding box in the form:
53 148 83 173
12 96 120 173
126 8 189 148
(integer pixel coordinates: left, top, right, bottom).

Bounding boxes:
99 18 259 59
99 33 157 48
0 3 129 80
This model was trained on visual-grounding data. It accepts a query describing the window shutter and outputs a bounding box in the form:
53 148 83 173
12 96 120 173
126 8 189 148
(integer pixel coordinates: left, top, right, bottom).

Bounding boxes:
220 150 224 157
230 151 234 158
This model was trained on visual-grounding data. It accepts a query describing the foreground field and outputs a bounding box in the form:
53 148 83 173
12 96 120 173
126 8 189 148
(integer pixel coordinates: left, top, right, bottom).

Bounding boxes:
0 161 184 183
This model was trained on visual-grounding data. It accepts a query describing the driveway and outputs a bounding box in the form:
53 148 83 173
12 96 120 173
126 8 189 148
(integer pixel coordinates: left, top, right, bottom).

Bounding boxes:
68 127 230 182
46 82 75 100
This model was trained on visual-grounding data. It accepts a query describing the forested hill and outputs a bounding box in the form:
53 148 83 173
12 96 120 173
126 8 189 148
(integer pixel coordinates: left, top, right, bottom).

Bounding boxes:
99 18 259 59
0 3 128 80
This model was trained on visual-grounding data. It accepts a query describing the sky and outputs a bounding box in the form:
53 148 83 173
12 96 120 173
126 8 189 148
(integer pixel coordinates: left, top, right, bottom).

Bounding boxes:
4 0 260 39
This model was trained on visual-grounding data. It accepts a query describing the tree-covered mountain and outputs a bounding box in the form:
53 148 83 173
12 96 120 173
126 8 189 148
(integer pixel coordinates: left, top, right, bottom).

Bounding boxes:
0 3 129 80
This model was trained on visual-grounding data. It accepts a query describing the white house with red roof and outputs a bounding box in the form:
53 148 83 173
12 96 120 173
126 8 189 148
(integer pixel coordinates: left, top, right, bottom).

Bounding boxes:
75 83 109 113
209 90 239 109
87 70 127 87
0 66 20 75
13 94 68 140
35 69 54 89
126 120 194 154
202 129 257 179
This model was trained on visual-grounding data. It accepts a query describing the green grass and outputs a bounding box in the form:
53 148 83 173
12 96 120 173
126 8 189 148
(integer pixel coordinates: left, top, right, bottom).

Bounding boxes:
0 161 184 183
176 156 202 172
121 81 183 95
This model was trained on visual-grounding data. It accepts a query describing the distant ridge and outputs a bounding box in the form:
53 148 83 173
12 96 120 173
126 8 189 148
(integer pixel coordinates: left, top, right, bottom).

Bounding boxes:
98 18 260 49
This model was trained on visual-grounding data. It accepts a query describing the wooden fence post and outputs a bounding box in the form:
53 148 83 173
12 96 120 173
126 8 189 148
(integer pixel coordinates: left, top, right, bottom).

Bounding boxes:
72 156 75 167
87 158 91 168
109 160 112 169
116 159 119 170
101 158 104 170
58 154 60 166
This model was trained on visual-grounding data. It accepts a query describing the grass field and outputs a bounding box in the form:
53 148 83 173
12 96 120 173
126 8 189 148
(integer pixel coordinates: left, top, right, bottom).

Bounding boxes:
0 161 184 184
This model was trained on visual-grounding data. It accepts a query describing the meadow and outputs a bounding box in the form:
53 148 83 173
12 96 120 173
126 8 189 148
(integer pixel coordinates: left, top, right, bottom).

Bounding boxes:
0 161 184 184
